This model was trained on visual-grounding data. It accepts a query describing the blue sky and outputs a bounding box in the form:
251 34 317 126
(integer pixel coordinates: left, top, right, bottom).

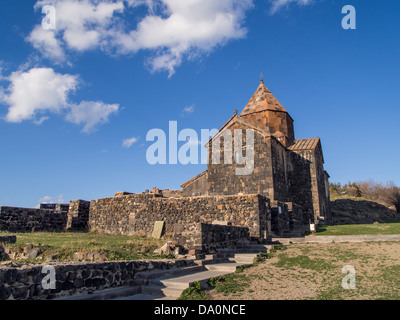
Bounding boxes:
0 0 399 207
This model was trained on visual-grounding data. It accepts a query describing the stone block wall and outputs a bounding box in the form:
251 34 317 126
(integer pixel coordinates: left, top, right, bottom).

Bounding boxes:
270 201 290 237
66 200 91 231
89 194 271 239
0 207 68 233
0 259 195 300
287 202 311 227
207 125 274 197
173 223 250 253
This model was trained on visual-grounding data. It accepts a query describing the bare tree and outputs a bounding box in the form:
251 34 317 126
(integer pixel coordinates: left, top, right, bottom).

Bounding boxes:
385 181 400 213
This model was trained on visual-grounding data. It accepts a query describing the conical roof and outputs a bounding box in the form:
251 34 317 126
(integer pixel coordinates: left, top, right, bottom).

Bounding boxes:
240 80 288 116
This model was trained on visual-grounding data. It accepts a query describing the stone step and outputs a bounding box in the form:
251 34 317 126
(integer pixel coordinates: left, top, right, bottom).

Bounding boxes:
141 285 182 298
156 270 231 290
230 253 257 263
229 259 254 265
205 263 239 273
135 265 205 281
57 286 141 300
195 257 231 266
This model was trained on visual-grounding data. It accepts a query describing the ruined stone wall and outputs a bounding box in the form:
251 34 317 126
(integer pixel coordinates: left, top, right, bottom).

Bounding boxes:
89 194 271 238
0 207 67 233
66 200 91 231
0 259 195 300
173 223 250 253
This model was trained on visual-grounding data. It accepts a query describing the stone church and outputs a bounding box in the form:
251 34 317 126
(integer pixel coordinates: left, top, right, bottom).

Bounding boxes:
181 79 331 225
0 79 332 248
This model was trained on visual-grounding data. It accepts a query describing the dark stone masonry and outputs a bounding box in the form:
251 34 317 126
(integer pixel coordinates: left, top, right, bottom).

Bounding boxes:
0 207 68 233
66 200 91 231
172 222 250 253
89 193 271 238
0 259 195 300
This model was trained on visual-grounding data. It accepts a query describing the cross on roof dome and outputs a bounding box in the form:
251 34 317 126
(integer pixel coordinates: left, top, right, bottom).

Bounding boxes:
240 79 288 116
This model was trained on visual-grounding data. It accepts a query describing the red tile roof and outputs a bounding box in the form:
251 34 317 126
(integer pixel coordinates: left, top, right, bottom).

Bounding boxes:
240 80 288 116
288 138 320 151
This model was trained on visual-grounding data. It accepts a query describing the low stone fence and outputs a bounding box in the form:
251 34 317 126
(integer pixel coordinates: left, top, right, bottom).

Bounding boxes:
0 207 68 233
173 223 250 253
0 259 195 300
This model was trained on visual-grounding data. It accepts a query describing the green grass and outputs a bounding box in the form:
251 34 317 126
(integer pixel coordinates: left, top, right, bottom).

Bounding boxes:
0 231 169 261
272 254 335 272
208 273 250 294
316 223 400 236
178 282 212 300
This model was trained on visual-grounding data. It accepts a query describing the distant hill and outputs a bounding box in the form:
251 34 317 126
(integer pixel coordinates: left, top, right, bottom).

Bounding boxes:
330 196 400 225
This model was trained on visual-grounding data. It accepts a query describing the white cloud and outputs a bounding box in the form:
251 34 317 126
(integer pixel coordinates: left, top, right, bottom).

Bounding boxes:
28 0 254 76
269 0 313 15
2 67 78 123
122 136 138 148
27 25 66 63
183 105 194 114
33 116 50 125
1 67 119 132
66 101 119 133
37 194 66 205
31 0 124 54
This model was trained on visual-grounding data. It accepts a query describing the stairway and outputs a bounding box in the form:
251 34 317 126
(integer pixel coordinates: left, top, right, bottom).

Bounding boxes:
58 242 274 301
118 245 272 300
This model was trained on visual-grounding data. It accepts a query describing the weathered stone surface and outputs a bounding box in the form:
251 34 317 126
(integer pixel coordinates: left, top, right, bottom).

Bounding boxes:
151 221 165 239
27 249 39 259
174 223 251 253
66 200 90 231
89 194 271 239
0 200 90 234
0 207 67 233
